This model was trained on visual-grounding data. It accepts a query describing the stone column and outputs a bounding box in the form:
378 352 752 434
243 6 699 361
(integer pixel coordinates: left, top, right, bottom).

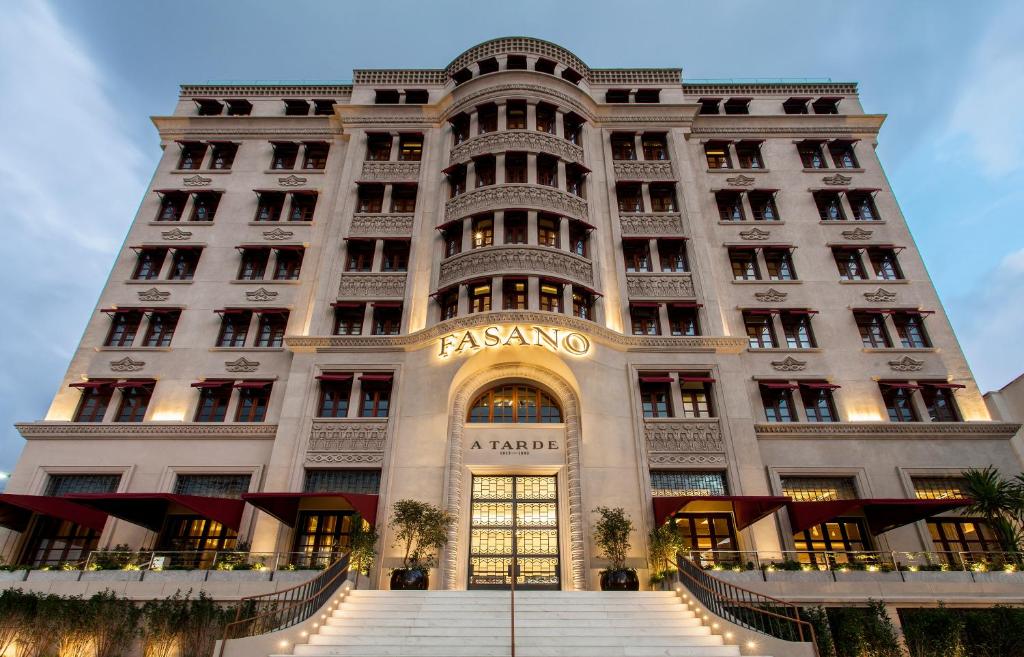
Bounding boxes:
349 375 364 418
382 184 394 213
496 100 507 132
739 191 756 223
669 374 686 418
462 218 474 250
527 153 538 185
266 248 280 281
495 153 506 184
361 304 375 337
726 142 740 170
526 102 537 131
527 277 540 310
649 238 662 272
560 283 573 316
657 303 670 336
640 184 653 214
558 217 570 251
390 134 401 162
371 239 385 272
469 110 479 137
492 276 504 311
633 133 644 161
493 211 505 245
527 211 539 246
554 110 565 139
556 160 567 190
457 283 469 316
465 160 476 189
156 249 175 279
838 191 858 222
753 247 771 280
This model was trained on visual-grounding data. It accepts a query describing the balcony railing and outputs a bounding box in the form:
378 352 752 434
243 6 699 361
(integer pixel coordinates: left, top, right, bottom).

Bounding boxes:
438 244 594 288
337 271 407 299
359 160 421 182
618 211 684 237
679 549 1024 575
307 418 388 465
449 129 584 166
444 183 588 222
77 550 339 572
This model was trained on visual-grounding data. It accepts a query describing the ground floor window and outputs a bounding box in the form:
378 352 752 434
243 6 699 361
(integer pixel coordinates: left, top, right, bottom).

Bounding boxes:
673 513 738 566
21 518 101 567
157 516 237 568
927 518 1001 566
292 511 355 568
793 518 871 568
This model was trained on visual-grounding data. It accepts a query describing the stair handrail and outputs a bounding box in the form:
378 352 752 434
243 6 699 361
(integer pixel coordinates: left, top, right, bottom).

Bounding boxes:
218 552 351 654
676 554 819 657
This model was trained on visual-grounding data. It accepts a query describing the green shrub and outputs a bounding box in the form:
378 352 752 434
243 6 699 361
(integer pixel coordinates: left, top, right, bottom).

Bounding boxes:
801 606 837 657
827 601 901 657
961 605 1024 657
900 605 965 657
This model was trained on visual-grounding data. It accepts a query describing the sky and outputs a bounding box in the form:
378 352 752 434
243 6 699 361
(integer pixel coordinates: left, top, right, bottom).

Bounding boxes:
0 0 1022 473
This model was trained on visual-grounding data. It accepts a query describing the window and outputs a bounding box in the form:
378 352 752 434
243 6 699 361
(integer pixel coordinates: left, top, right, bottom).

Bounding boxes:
443 226 462 257
649 184 677 212
506 101 526 129
834 248 867 280
448 167 466 197
254 191 285 222
868 248 902 280
679 376 714 417
606 89 629 104
764 248 796 280
194 382 231 422
469 282 491 313
345 240 374 272
569 222 589 258
782 476 857 502
913 477 968 500
669 305 700 336
477 103 497 134
333 304 364 335
451 114 470 145
815 191 845 221
478 57 498 74
506 55 527 70
217 311 251 347
132 248 166 280
704 142 731 169
893 312 931 348
397 134 423 161
716 191 745 221
927 519 1001 564
313 99 336 114
921 384 962 422
748 191 779 221
438 289 458 320
289 192 317 221
617 184 644 212
381 240 409 271
190 192 220 222
659 239 688 272
471 215 494 248
208 142 236 170
537 215 560 248
142 310 179 347
572 289 594 320
235 383 271 422
736 141 764 169
881 383 919 422
744 312 777 348
563 114 583 145
271 142 299 170
539 281 562 312
356 185 384 213
567 165 587 198
536 103 556 134
255 311 287 347
639 376 672 418
366 134 392 161
630 305 660 335
115 383 152 422
635 89 660 104
238 248 269 280
225 99 252 116
177 142 206 170
698 98 721 115
318 377 352 418
651 471 727 497
168 248 200 280
537 155 558 187
798 141 827 169
801 383 838 422
623 239 652 272
468 384 561 423
474 155 495 187
730 249 760 280
503 279 527 310
105 311 141 347
855 312 891 348
360 376 392 417
849 191 880 221
157 192 187 222
795 519 870 563
783 97 810 115
760 384 796 422
194 98 223 116
642 134 668 160
723 98 750 115
504 211 527 244
390 185 417 213
505 152 527 183
611 133 636 160
273 249 303 280
374 89 399 104
284 99 310 115
73 384 112 422
371 304 402 335
812 97 840 114
24 473 120 566
781 311 816 348
829 141 858 168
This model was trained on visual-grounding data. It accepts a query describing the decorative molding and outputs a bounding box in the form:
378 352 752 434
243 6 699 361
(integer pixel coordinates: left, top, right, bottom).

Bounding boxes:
136 288 171 302
359 161 421 183
109 357 145 372
692 126 881 137
245 288 279 302
619 212 684 237
262 228 294 241
446 83 594 124
445 184 588 222
354 69 446 85
644 419 724 462
180 84 352 97
625 273 695 299
278 174 307 187
739 227 771 241
450 130 584 166
755 422 1021 440
754 288 788 303
612 160 675 181
17 422 278 440
889 356 925 372
683 82 858 95
864 288 898 303
771 356 807 372
822 173 852 186
338 272 407 299
439 246 593 288
161 227 193 241
724 174 756 187
349 214 415 238
306 420 387 464
648 454 726 465
841 227 873 240
182 174 212 187
224 357 260 373
447 37 590 79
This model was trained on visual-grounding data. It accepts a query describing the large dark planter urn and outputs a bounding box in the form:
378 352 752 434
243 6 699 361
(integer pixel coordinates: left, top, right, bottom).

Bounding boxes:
390 568 429 590
600 569 639 591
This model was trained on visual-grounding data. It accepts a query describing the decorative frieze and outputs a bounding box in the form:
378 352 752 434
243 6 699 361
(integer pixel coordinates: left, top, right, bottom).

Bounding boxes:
225 357 260 373
109 357 145 372
182 174 211 187
262 228 294 241
338 272 407 299
306 420 387 464
864 288 897 303
739 227 771 241
612 160 675 181
754 288 788 302
755 422 1021 439
278 174 307 187
724 174 756 187
889 356 925 372
444 184 588 222
822 173 852 186
618 213 684 237
359 161 421 182
161 228 192 241
137 288 170 302
841 227 873 240
438 246 594 288
625 273 695 299
449 130 584 166
245 288 278 302
645 419 725 463
349 213 415 238
771 356 807 372
17 422 278 440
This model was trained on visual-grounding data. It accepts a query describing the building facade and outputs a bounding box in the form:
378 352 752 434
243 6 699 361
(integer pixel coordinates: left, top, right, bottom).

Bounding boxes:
5 37 1021 591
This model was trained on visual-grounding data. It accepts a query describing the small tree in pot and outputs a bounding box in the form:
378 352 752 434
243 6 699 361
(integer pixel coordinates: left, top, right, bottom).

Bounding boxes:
593 506 638 590
349 515 379 590
647 524 685 589
389 499 454 590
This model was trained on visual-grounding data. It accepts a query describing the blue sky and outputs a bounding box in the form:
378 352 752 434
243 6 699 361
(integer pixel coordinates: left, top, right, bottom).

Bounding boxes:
0 1 1022 472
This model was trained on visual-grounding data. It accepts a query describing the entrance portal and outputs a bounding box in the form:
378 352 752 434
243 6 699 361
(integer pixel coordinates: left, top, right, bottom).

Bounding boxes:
468 475 560 589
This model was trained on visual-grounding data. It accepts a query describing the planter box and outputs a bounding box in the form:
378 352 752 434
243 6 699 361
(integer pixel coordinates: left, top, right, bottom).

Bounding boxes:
142 569 209 583
26 570 82 582
272 570 321 584
764 570 833 583
205 570 272 582
833 571 903 583
901 571 972 583
971 571 1024 584
710 570 765 584
0 570 27 582
80 570 143 582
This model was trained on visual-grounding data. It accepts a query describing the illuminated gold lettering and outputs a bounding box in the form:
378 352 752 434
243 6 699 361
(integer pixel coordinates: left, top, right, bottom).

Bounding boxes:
503 326 529 346
483 325 501 346
438 334 456 358
562 332 591 356
549 441 558 449
470 441 482 450
533 326 560 351
455 330 479 353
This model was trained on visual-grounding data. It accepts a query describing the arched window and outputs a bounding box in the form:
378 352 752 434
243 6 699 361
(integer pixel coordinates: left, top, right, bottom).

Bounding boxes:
468 384 562 423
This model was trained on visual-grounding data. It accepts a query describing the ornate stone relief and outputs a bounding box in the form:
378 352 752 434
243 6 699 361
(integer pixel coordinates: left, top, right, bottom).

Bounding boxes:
739 227 771 241
262 228 294 241
224 357 260 373
350 214 415 237
161 227 193 241
613 160 675 181
445 184 588 222
17 422 278 439
137 288 170 302
182 174 212 187
724 174 756 187
278 174 307 187
822 173 852 186
625 274 695 299
439 246 593 288
841 227 873 240
306 420 387 465
648 454 726 465
109 357 145 372
645 420 724 456
245 288 278 302
449 130 584 166
771 356 807 372
754 422 1022 438
889 356 925 372
754 288 788 302
619 213 684 237
863 288 897 303
359 161 421 182
338 273 407 298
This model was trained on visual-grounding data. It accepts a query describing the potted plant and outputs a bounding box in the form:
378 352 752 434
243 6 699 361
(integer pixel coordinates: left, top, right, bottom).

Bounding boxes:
389 499 453 590
647 524 684 589
593 506 638 591
349 515 379 589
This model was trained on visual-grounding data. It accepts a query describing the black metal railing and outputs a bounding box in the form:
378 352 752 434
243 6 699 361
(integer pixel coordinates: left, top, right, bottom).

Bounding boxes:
220 552 350 651
676 554 819 657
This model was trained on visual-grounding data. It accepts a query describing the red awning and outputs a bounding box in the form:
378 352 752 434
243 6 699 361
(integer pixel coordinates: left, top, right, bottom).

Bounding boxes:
68 493 246 532
242 492 379 526
69 380 115 389
802 382 841 390
760 382 798 389
653 495 789 529
190 379 233 388
629 301 660 308
359 374 393 382
372 302 402 308
639 375 673 383
316 373 353 381
923 382 966 389
669 302 703 309
679 376 715 383
786 498 969 535
786 499 865 534
111 379 157 389
233 380 273 389
879 382 922 390
331 301 364 308
0 494 109 533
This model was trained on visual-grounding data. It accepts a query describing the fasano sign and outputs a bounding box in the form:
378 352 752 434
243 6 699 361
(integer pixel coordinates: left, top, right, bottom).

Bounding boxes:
437 325 591 358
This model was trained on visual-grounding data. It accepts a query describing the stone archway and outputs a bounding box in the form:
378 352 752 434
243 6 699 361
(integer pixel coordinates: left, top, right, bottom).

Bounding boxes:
442 362 586 590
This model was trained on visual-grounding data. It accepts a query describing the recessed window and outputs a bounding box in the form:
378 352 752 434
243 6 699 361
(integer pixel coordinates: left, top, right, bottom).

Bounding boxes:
503 279 527 310
452 68 472 86
472 215 494 249
238 248 269 280
698 98 721 115
868 247 902 280
284 99 310 116
506 55 527 70
611 133 637 160
398 134 423 161
536 103 556 134
209 142 237 170
313 99 335 115
781 311 817 349
371 304 402 335
635 89 661 104
382 240 409 272
451 113 470 145
302 142 329 169
132 248 166 280
760 383 796 422
729 248 760 280
366 134 392 161
73 383 113 422
669 305 700 336
848 191 880 221
253 191 285 222
114 382 153 423
168 248 200 280
374 90 399 104
255 311 288 347
563 113 584 145
272 248 303 280
705 142 732 169
105 311 141 347
359 375 393 417
404 90 428 104
271 142 299 170
217 311 252 347
537 154 558 187
829 141 858 168
748 191 779 221
193 382 231 422
880 383 918 422
812 97 841 114
642 133 669 160
814 192 845 221
474 155 495 187
156 191 188 222
649 184 677 212
764 248 796 280
782 97 810 115
391 185 417 213
289 192 317 222
194 99 223 116
443 226 462 257
190 192 220 222
318 376 352 418
833 247 867 280
478 57 499 75
356 184 384 213
744 312 777 349
639 375 672 418
921 383 962 422
177 142 206 170
468 282 491 313
659 239 688 272
679 375 714 418
448 166 466 197
438 289 458 321
617 183 644 213
798 141 827 168
800 382 839 422
893 311 931 348
623 239 652 272
504 211 527 244
572 288 594 320
735 141 764 169
723 98 750 115
855 311 891 348
477 103 498 134
561 68 583 84
630 305 660 335
224 99 252 116
235 382 271 422
539 280 562 312
333 303 365 335
505 153 527 183
717 191 745 222
142 310 179 347
345 239 374 272
506 101 527 130
468 384 561 423
538 214 560 248
606 89 630 104
569 221 589 257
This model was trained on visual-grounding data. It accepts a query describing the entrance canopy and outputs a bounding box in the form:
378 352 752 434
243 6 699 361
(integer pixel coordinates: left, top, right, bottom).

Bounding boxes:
0 494 109 533
242 492 379 527
653 495 790 529
786 498 968 535
68 493 245 532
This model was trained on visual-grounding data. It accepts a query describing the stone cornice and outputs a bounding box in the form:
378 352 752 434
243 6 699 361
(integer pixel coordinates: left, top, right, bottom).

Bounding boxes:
682 82 858 96
349 214 415 238
438 245 594 288
690 114 886 138
16 422 278 440
613 160 676 181
619 213 686 237
353 70 446 85
285 311 748 354
180 84 352 98
152 116 337 140
754 422 1021 440
445 183 588 222
359 161 421 183
335 104 442 129
449 130 584 166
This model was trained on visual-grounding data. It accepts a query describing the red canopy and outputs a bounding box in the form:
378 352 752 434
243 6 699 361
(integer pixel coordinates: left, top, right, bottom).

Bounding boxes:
242 492 379 527
786 498 969 535
653 495 789 529
786 499 866 534
68 493 245 532
0 494 109 533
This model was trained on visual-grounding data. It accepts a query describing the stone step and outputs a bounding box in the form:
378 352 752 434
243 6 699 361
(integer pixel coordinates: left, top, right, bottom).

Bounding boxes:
341 603 685 612
322 617 706 630
307 634 725 647
317 624 711 637
290 647 745 657
330 611 698 622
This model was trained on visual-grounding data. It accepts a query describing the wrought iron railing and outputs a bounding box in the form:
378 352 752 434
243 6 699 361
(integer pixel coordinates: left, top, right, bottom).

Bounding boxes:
220 552 350 648
676 554 819 656
79 549 337 571
678 549 1022 574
